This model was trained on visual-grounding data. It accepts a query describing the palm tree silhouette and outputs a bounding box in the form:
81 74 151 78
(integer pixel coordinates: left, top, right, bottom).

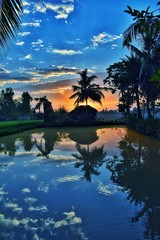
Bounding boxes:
123 5 160 118
34 130 59 158
34 96 53 122
72 143 106 182
0 0 23 48
70 69 104 107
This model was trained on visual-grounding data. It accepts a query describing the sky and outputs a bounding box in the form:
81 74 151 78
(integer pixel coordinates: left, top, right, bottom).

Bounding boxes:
0 0 157 111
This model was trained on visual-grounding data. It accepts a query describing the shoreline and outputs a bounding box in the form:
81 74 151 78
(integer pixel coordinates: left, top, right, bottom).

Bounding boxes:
0 119 125 137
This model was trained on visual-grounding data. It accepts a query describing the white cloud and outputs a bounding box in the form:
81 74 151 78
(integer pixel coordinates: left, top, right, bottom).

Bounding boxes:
37 182 49 193
92 32 122 47
45 2 74 20
62 0 74 2
22 1 30 6
16 41 25 46
22 21 41 27
23 9 30 14
28 205 48 212
18 32 31 36
57 175 81 183
34 3 47 13
19 54 32 60
31 39 43 45
22 188 31 193
51 49 82 55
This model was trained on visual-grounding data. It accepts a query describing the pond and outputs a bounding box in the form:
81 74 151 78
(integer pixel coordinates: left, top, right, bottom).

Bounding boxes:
0 126 160 240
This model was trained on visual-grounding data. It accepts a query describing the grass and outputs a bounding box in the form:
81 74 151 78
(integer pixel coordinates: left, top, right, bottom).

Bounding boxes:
0 120 44 137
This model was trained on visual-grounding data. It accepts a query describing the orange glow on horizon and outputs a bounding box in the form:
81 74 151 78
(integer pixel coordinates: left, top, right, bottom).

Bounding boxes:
49 89 118 112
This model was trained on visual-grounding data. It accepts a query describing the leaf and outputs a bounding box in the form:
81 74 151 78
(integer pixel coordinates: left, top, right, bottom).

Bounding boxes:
124 10 132 14
146 6 150 12
127 5 132 12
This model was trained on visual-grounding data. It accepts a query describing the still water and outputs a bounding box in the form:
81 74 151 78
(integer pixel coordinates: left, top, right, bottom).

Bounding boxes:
0 126 160 240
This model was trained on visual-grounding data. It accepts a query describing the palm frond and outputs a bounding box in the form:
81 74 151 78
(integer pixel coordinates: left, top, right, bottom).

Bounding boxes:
0 0 23 48
69 92 79 99
123 21 143 47
71 85 81 92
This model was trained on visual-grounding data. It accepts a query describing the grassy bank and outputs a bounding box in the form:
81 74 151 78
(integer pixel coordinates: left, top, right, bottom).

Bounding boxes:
0 120 44 137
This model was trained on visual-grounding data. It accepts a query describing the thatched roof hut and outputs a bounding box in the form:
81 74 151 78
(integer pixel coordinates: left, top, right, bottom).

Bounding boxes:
68 105 98 120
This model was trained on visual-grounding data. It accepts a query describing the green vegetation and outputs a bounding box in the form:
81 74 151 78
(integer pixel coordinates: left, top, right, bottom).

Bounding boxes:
0 120 43 137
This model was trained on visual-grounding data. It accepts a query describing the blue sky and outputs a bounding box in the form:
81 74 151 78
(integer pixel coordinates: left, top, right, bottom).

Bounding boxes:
0 0 158 110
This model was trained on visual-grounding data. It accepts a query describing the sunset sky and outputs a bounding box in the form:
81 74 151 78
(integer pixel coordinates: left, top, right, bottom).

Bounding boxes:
0 0 156 111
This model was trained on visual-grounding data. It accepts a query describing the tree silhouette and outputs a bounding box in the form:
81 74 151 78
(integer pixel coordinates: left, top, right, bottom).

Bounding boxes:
104 54 142 118
0 87 16 120
72 143 106 182
106 129 160 239
34 96 54 122
34 130 59 158
17 92 33 117
70 69 104 107
123 4 160 118
0 0 23 48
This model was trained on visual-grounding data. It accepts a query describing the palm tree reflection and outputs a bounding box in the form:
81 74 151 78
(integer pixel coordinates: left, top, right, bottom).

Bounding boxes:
34 130 59 158
73 143 106 182
106 129 160 239
68 127 107 182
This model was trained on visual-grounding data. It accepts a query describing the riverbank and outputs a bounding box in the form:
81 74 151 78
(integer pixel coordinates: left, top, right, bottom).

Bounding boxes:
0 118 125 137
127 116 160 139
0 120 44 137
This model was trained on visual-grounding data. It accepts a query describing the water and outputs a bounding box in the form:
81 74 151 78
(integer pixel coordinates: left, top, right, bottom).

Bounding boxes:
0 126 160 240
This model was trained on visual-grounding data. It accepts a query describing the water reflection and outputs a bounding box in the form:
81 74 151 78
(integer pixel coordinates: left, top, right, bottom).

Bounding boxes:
67 127 107 181
34 130 59 158
106 129 160 239
73 144 106 182
1 127 160 239
0 135 17 156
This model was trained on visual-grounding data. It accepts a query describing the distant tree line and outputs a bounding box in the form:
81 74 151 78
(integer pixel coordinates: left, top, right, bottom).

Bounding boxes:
0 87 55 121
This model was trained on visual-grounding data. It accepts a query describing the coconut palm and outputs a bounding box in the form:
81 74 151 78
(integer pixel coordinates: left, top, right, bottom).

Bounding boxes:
104 54 143 118
70 69 105 107
34 96 54 122
72 143 106 182
123 4 160 118
0 0 23 48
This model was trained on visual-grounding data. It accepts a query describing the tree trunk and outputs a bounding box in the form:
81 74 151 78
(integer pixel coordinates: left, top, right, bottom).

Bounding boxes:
135 85 142 119
85 98 88 106
146 96 153 118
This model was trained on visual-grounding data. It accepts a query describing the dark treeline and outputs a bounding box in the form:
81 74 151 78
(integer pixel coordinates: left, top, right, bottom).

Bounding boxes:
103 2 160 137
0 87 65 122
104 3 160 119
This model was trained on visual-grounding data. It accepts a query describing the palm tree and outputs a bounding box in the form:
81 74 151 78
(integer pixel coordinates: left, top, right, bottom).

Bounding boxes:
123 4 160 118
34 96 54 122
70 69 105 107
0 0 23 48
104 54 143 119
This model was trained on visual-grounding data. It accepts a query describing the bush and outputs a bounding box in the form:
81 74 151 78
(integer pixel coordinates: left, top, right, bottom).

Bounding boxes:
136 118 160 138
126 113 138 129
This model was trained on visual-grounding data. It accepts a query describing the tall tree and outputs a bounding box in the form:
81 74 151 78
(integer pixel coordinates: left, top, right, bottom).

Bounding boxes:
123 4 160 118
34 96 54 122
0 87 16 120
104 54 142 119
0 0 23 48
70 69 105 107
17 91 33 117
